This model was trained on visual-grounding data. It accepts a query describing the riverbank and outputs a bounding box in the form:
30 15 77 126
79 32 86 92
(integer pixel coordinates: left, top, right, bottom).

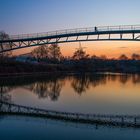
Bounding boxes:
1 57 140 77
0 71 139 78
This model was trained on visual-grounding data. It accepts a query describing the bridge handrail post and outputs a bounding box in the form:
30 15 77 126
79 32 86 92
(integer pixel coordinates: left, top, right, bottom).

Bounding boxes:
131 25 132 30
121 117 124 125
76 113 79 120
134 117 137 125
107 26 109 31
119 25 121 31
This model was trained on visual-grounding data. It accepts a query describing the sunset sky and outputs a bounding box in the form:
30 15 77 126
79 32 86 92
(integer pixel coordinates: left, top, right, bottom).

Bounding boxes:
1 0 140 58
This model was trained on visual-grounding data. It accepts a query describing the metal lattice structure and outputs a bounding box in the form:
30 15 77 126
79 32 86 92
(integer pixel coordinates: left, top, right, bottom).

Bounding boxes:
0 100 140 127
1 25 140 53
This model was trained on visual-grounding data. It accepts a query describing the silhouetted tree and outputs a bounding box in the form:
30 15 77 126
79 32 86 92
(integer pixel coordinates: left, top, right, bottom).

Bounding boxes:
72 47 89 60
131 53 140 60
0 31 12 58
91 55 98 60
0 31 9 40
31 44 48 61
100 55 107 60
118 54 128 60
49 43 62 61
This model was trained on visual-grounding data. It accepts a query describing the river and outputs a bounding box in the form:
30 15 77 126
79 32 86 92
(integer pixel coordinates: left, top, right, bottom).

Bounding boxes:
0 73 140 139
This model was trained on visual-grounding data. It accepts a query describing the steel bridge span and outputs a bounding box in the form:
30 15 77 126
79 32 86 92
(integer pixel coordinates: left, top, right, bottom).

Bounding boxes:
0 100 140 127
1 25 140 53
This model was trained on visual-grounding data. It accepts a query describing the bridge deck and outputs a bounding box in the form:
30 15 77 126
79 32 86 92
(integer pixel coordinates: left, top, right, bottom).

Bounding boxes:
0 101 140 127
1 24 140 53
1 25 140 42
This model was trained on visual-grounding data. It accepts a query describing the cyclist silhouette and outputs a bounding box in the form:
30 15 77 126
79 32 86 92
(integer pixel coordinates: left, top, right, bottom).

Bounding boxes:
95 26 98 32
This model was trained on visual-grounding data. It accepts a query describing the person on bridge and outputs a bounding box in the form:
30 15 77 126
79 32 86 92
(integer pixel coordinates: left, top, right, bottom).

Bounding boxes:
95 26 98 32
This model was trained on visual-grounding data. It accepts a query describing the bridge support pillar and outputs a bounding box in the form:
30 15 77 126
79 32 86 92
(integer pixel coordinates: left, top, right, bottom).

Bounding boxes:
132 33 135 39
109 34 111 39
97 34 99 40
86 35 89 40
120 34 123 39
66 37 69 42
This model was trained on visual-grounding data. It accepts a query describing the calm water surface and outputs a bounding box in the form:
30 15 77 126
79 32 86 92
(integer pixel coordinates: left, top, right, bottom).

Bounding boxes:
1 73 140 114
0 115 140 140
0 73 140 139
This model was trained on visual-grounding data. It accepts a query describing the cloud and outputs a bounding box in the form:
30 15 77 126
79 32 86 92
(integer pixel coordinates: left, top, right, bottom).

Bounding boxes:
119 46 128 49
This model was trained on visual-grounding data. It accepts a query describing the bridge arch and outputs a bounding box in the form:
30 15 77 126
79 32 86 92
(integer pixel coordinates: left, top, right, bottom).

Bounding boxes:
1 25 140 53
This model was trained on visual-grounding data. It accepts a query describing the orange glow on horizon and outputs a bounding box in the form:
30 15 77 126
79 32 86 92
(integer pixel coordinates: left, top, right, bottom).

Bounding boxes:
12 41 140 58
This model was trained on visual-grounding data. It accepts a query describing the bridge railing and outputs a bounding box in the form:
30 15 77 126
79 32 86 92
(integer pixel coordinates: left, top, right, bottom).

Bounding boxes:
1 100 140 126
2 25 140 41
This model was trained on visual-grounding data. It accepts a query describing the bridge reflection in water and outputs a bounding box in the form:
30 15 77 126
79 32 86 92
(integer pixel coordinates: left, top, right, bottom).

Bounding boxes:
0 73 140 127
0 100 140 127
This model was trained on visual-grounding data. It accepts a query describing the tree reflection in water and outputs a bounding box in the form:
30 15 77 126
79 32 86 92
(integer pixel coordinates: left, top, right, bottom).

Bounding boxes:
28 77 65 101
0 86 12 102
0 73 140 102
71 74 108 95
71 74 90 95
132 74 140 84
119 74 130 84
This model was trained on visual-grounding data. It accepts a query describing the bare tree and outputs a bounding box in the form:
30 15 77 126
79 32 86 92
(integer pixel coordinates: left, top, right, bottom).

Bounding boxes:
91 55 98 60
118 54 128 60
48 43 62 60
31 44 48 61
131 53 140 60
100 55 107 60
0 31 12 58
0 31 9 40
73 47 89 60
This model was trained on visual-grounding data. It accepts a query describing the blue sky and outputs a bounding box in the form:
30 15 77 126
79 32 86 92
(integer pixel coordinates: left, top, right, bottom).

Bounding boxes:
0 0 140 34
1 0 140 57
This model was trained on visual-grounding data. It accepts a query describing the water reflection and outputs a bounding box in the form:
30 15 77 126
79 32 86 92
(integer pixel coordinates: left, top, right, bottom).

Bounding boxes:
71 74 90 95
1 116 140 140
0 73 140 102
0 86 12 102
28 78 65 101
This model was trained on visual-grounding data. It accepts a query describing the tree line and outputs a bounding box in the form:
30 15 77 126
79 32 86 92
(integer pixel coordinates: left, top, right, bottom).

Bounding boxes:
31 43 140 61
1 31 140 74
